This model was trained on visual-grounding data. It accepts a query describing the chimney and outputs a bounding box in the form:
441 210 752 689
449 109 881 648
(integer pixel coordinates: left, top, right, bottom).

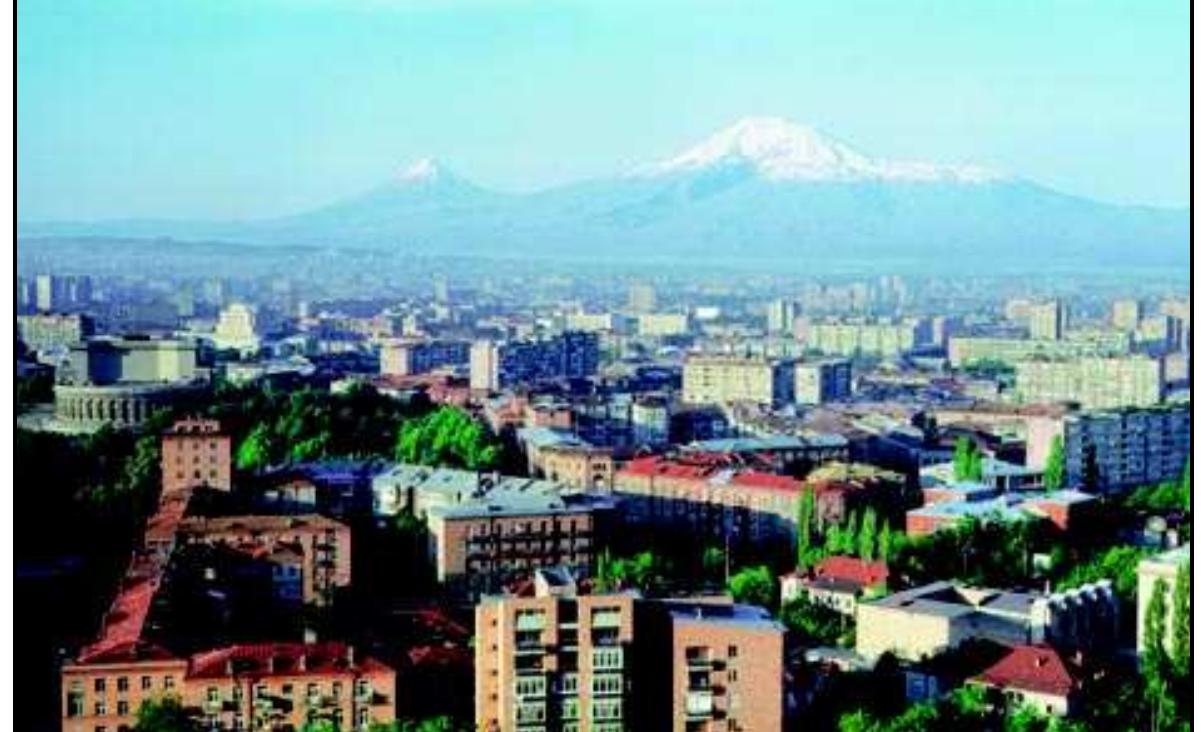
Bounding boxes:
304 627 317 644
298 651 306 672
347 646 356 667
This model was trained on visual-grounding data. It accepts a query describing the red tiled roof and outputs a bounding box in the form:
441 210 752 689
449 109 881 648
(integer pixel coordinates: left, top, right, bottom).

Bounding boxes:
188 642 393 679
972 644 1080 697
728 471 801 493
811 556 889 587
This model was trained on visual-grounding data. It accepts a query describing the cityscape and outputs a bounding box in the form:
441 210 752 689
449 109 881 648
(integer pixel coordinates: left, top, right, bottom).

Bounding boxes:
14 2 1192 732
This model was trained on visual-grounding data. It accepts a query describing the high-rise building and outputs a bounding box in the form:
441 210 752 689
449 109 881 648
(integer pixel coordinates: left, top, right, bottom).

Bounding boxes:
1111 299 1145 332
794 358 852 405
1013 356 1164 409
470 332 600 391
16 313 95 355
766 299 798 334
1055 405 1190 492
1028 300 1067 340
800 320 923 358
682 355 795 407
628 282 657 314
35 274 67 312
474 568 787 732
379 338 471 376
434 274 451 304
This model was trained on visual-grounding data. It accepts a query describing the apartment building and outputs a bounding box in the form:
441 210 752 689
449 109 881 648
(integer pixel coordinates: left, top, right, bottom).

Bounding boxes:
380 338 471 376
793 358 852 405
1028 301 1067 340
63 643 395 732
1036 405 1191 492
1013 356 1164 409
476 569 638 732
471 332 600 391
682 355 795 408
475 569 787 732
16 312 95 355
948 334 1131 368
161 418 233 495
798 320 922 358
176 514 351 606
518 427 616 490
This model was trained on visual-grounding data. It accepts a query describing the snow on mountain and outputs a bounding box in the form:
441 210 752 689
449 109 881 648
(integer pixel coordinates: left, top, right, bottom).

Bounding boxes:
645 116 1001 183
397 157 444 183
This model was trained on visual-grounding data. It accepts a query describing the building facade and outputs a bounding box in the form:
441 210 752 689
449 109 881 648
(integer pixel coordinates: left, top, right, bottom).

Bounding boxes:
471 332 600 391
1013 356 1164 409
794 359 852 405
380 338 471 377
682 355 795 407
161 418 233 494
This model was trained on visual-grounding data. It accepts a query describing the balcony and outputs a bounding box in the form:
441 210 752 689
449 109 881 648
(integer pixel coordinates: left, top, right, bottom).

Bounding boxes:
685 690 715 718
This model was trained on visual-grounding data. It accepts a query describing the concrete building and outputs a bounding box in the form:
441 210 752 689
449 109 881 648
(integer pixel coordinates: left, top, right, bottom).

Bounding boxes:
1112 299 1145 332
1027 405 1191 493
62 336 202 386
213 303 263 354
799 320 923 358
380 338 471 376
161 418 232 495
766 299 798 334
475 570 638 732
471 332 600 391
16 313 95 356
628 282 657 313
794 359 852 405
62 642 395 732
948 334 1131 369
1029 301 1067 340
176 514 351 606
518 427 615 490
856 580 1118 662
474 570 787 732
1013 356 1164 409
1136 544 1191 657
630 396 671 447
636 313 691 337
682 355 795 407
780 556 888 616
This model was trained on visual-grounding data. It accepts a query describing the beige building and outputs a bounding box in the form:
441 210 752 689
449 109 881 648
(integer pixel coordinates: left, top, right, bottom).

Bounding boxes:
856 581 1118 662
637 313 691 337
476 570 637 732
1028 301 1067 340
682 355 794 407
475 570 787 732
1013 356 1164 409
799 320 921 358
160 418 232 495
213 303 263 354
1136 544 1191 657
1111 299 1145 332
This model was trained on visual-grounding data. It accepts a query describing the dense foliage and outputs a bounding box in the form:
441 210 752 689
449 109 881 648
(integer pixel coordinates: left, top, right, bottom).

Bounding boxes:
952 437 984 482
1043 435 1066 490
394 406 501 470
727 565 776 608
780 595 853 647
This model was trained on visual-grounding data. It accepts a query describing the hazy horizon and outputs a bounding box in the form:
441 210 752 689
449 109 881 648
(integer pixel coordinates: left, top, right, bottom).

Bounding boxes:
18 0 1190 221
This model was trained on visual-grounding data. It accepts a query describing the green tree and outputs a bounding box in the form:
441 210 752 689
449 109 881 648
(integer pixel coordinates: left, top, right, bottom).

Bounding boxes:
841 511 860 555
858 507 878 561
236 423 274 471
395 407 500 470
878 522 894 564
796 488 818 569
952 437 984 482
1043 435 1066 490
702 545 726 581
133 697 198 732
1171 563 1191 675
1144 578 1169 669
727 565 776 608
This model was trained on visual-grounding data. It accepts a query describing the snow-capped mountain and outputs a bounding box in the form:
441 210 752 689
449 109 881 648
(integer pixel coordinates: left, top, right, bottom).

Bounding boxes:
645 116 1000 183
17 117 1188 272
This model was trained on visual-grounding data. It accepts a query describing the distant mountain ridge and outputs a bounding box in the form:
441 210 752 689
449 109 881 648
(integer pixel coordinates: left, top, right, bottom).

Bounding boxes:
18 117 1188 271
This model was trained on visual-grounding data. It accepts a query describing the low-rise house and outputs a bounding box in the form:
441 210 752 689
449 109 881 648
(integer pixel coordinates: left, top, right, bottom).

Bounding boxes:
969 644 1083 717
780 556 889 615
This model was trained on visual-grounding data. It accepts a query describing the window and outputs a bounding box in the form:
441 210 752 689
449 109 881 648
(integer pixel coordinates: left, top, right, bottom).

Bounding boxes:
140 677 151 691
117 701 129 716
95 700 107 716
163 676 175 690
95 678 106 693
67 689 85 717
207 687 219 703
332 681 343 698
728 645 738 659
116 677 128 693
280 684 292 698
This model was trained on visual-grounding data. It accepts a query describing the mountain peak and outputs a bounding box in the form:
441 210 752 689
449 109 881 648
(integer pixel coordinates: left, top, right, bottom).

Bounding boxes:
397 157 444 183
649 116 1002 183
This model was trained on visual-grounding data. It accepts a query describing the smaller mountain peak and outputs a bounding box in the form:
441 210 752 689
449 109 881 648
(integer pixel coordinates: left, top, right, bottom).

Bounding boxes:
397 158 443 183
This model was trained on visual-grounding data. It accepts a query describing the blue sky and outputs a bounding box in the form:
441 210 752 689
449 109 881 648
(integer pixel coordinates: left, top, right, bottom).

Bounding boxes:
18 0 1189 219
